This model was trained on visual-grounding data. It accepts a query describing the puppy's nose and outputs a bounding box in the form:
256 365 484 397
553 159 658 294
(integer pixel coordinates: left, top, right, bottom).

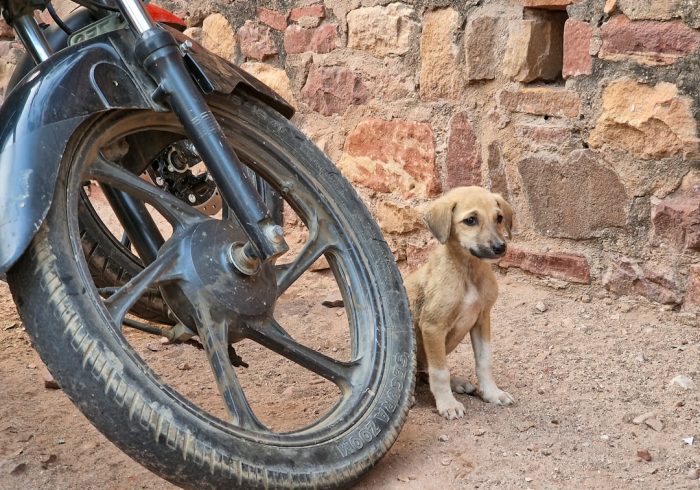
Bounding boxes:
491 242 507 255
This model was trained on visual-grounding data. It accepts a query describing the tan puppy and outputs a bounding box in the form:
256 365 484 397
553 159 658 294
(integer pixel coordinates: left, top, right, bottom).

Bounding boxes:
405 186 514 420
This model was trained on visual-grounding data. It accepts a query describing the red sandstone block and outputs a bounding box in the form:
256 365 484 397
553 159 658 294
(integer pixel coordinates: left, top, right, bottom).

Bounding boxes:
600 15 700 65
290 4 325 22
258 7 288 31
445 113 482 189
684 265 700 311
563 19 592 77
499 247 591 284
284 24 337 54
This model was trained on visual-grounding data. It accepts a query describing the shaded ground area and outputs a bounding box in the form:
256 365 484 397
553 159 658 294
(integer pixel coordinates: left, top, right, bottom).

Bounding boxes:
1 268 698 489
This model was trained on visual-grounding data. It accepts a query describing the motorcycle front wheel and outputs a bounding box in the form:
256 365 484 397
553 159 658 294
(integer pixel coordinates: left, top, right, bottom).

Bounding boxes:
8 92 415 489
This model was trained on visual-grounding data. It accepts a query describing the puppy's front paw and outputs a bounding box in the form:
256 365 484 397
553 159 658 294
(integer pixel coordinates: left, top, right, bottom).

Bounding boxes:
482 388 515 406
435 395 466 420
450 376 477 394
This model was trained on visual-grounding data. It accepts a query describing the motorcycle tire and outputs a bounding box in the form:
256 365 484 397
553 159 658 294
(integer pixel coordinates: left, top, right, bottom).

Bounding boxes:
7 92 415 489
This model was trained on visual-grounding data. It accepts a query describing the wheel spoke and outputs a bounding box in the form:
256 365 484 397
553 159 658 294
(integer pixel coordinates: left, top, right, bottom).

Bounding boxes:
103 247 179 326
195 315 265 431
246 318 356 389
86 156 206 228
276 216 335 295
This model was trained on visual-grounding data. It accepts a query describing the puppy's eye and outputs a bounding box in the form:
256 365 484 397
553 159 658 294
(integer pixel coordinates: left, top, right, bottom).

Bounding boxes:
497 215 503 224
463 216 478 226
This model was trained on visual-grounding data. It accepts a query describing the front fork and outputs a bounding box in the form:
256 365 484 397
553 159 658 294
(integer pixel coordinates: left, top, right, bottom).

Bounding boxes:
121 0 288 271
12 1 288 274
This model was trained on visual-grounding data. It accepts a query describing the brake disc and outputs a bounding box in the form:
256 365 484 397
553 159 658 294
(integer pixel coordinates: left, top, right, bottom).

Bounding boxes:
147 141 222 216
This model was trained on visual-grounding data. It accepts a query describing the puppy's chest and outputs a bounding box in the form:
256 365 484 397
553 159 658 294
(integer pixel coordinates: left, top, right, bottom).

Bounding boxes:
450 283 482 333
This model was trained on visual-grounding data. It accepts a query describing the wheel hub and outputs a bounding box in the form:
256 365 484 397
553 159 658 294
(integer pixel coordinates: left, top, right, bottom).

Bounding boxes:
165 219 278 321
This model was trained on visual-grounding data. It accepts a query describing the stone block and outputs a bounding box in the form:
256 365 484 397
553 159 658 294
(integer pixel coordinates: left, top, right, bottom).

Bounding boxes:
258 7 288 31
499 88 580 118
300 65 368 116
375 200 422 234
599 15 700 66
517 125 571 147
464 16 501 81
284 24 338 54
563 19 592 77
602 256 681 304
589 80 699 159
616 0 684 21
290 4 325 22
684 265 700 312
445 113 482 189
520 0 577 9
338 119 440 198
347 3 417 56
237 21 277 61
241 62 296 108
651 171 700 251
517 150 628 239
201 14 236 61
420 8 462 100
498 247 591 284
503 13 565 82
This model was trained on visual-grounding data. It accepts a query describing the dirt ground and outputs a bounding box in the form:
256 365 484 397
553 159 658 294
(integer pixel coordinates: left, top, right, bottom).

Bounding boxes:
1 258 699 489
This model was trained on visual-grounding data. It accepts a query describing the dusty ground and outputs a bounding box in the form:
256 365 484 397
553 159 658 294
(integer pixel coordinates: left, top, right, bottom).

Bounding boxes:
0 186 698 489
1 260 699 489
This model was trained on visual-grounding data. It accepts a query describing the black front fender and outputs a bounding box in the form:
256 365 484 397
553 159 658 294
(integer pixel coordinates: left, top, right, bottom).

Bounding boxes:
0 28 294 274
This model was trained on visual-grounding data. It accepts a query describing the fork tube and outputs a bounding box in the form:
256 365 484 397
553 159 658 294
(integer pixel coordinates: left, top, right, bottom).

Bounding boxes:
113 0 289 267
13 15 53 63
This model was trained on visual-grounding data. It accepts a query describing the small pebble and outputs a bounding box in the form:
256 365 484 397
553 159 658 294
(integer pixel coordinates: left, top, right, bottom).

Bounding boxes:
56 439 65 445
644 418 663 432
438 434 449 442
619 303 633 313
637 449 652 462
670 375 695 391
541 448 552 456
534 301 548 313
474 429 486 437
176 362 192 371
146 343 161 352
40 454 57 469
525 477 533 483
604 298 613 305
441 458 452 466
632 411 657 425
687 468 700 480
9 462 26 475
42 369 60 390
580 294 591 304
26 364 36 370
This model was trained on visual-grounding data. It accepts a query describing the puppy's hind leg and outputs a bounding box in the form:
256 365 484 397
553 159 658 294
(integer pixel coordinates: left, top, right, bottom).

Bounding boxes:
450 377 477 395
471 311 515 406
421 324 466 420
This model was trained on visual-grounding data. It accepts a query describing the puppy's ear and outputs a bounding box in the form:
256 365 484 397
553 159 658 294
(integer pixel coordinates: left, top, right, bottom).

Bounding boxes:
423 196 456 244
495 194 514 239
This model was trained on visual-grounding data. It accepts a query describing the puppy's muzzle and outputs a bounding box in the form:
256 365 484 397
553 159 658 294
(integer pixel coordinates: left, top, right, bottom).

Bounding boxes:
470 242 507 260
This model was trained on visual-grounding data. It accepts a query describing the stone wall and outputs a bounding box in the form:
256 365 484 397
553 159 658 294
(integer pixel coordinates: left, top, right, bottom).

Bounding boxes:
1 0 699 315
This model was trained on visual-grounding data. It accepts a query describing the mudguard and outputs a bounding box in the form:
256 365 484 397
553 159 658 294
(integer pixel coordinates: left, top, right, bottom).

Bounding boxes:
0 28 294 274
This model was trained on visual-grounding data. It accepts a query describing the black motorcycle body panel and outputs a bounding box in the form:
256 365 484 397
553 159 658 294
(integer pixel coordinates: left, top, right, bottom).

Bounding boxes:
0 28 293 274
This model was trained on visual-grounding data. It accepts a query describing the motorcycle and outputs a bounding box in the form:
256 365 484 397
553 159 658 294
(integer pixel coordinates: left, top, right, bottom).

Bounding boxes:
0 0 415 487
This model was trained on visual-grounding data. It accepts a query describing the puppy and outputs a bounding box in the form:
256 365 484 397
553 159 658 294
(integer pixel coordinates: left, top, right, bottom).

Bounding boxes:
405 186 514 420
